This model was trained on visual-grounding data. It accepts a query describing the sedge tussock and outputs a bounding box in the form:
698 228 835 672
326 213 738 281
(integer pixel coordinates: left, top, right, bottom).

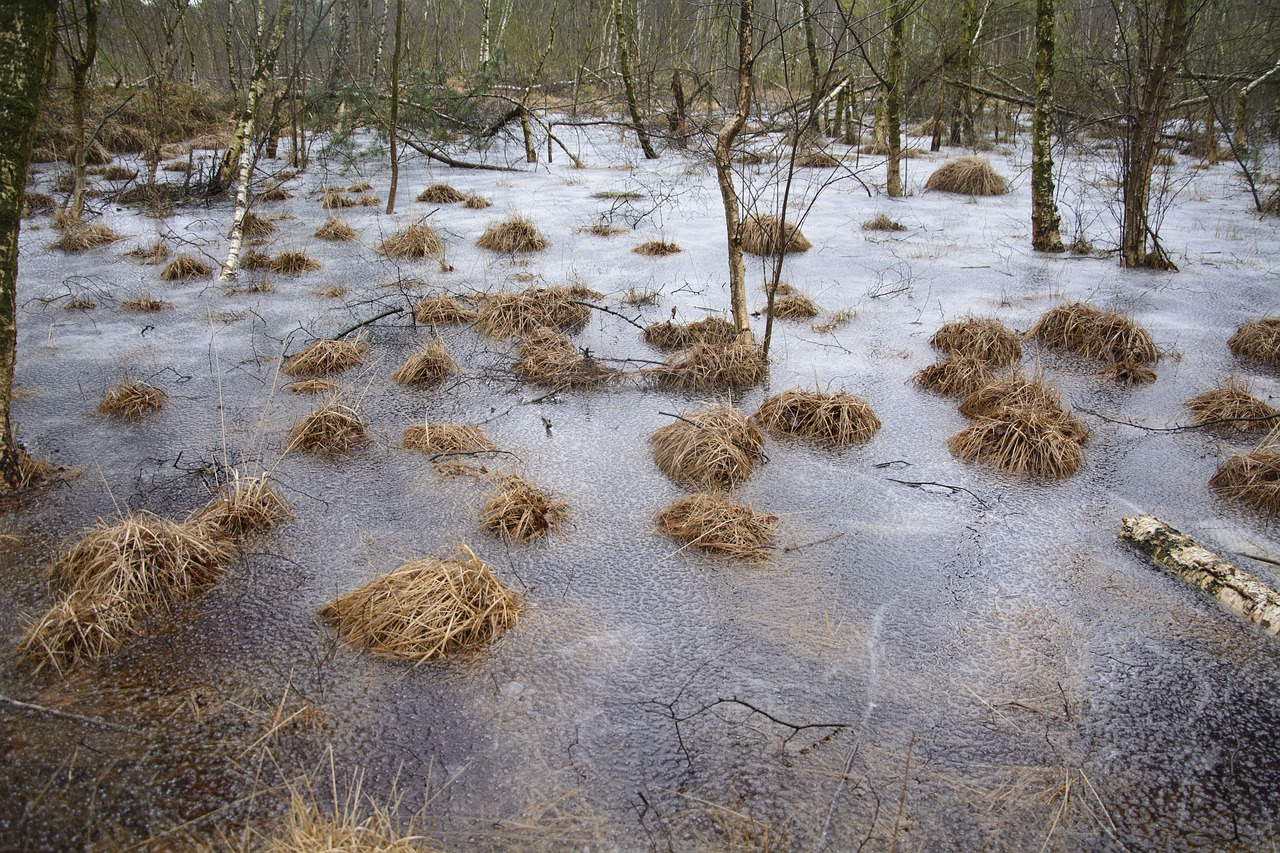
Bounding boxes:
64 295 95 310
260 779 428 853
376 220 444 259
462 193 492 209
1228 317 1280 366
124 241 170 264
924 155 1008 195
633 239 682 256
793 150 840 168
412 294 478 325
347 180 373 193
811 309 855 334
313 284 347 299
1027 302 1159 365
161 254 212 280
474 285 595 338
643 317 736 351
930 316 1022 366
18 590 136 674
192 473 291 539
914 356 1001 397
51 223 125 252
580 222 628 236
769 293 820 320
481 473 570 542
649 340 768 392
99 380 165 418
390 341 457 386
281 338 368 377
1100 358 1157 385
358 195 382 207
476 215 549 253
1187 377 1280 433
286 378 339 395
515 327 618 388
314 216 356 241
22 192 54 217
650 404 765 490
739 214 811 256
623 286 660 306
656 492 777 563
754 388 881 446
959 375 1090 444
862 213 907 232
285 400 368 456
1210 444 1280 513
258 186 293 202
240 248 274 270
417 183 466 204
321 188 358 209
948 405 1085 478
402 423 496 455
12 445 61 492
241 211 277 237
271 250 321 274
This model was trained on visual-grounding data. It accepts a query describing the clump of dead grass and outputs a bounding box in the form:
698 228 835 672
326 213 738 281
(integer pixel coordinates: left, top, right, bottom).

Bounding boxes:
643 317 736 351
271 250 321 274
281 337 368 377
739 214 811 256
161 254 212 281
98 380 165 418
1187 377 1280 433
1228 317 1280 366
1099 358 1157 386
1028 302 1159 368
463 194 492 209
633 239 682 256
930 316 1022 366
313 284 347 299
862 213 907 232
755 388 880 446
286 378 339 395
402 423 496 455
924 155 1008 195
347 180 373 193
390 341 457 386
240 248 274 270
580 222 627 237
476 216 549 253
650 404 765 490
51 222 124 252
1210 430 1280 512
474 285 595 338
793 150 840 168
241 210 277 237
958 374 1090 444
417 183 466 204
412 294 478 325
124 240 170 264
314 216 355 241
649 341 768 391
22 192 54 217
913 356 1001 397
514 327 618 389
377 220 444 259
319 544 520 661
948 405 1085 478
64 295 95 310
121 294 171 312
321 188 358 209
93 165 138 182
769 293 820 320
192 474 292 539
656 492 777 563
481 473 570 542
285 400 368 455
258 186 293 202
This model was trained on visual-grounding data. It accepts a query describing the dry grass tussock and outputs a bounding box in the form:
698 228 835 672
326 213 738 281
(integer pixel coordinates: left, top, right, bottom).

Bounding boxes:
793 150 840 168
1228 317 1280 365
769 293 820 319
930 316 1022 366
959 374 1089 444
320 544 520 661
739 214 811 256
121 294 170 312
51 222 125 252
313 284 347 299
347 180 373 193
417 183 466 203
515 327 618 389
580 222 628 236
481 473 570 542
412 294 478 325
314 216 355 241
1099 358 1157 385
285 400 368 455
286 378 339 395
241 248 274 270
271 250 321 274
644 317 736 350
755 388 880 446
99 380 165 418
402 423 496 455
321 187 358 209
1027 302 1159 365
650 404 765 490
282 337 367 377
924 155 1008 195
390 341 457 386
161 254 212 280
476 215 549 253
92 164 138 182
463 193 492 209
22 192 54 217
948 404 1085 478
192 473 292 539
650 340 768 391
258 185 293 202
1210 430 1280 513
633 239 682 256
657 492 777 563
241 210 276 237
914 355 1001 397
376 220 443 259
124 240 170 264
862 213 906 232
474 285 596 338
259 774 430 853
1187 377 1280 433
812 308 855 334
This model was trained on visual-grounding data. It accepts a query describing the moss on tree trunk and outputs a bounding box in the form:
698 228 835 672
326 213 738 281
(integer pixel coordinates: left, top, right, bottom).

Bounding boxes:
1031 0 1063 252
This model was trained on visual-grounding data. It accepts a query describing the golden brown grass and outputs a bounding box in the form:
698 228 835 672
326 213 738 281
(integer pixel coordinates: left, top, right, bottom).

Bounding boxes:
124 240 170 264
241 248 274 271
924 155 1008 195
260 776 430 853
862 213 907 232
948 405 1085 478
314 216 356 241
281 338 368 377
320 544 521 661
463 194 492 209
1228 317 1280 366
476 216 549 253
313 284 348 299
649 340 768 391
811 308 855 334
258 186 294 202
412 294 478 325
99 380 165 418
347 180 373 193
1210 431 1280 512
92 164 139 181
51 222 125 252
514 327 618 389
121 294 171 312
481 473 570 542
64 295 95 310
390 341 457 386
913 356 1001 397
18 591 137 673
739 214 811 256
285 400 368 456
769 293 820 320
321 188 358 209
161 160 190 174
286 378 340 395
755 389 881 446
271 250 321 274
580 222 627 236
623 286 660 306
22 192 54 217
1027 302 1159 365
633 239 682 256
376 220 444 259
656 492 778 563
192 474 292 539
417 183 466 203
793 150 840 168
643 317 736 351
959 374 1090 444
161 254 212 280
930 317 1022 366
1187 377 1280 433
1099 358 1158 385
650 404 765 490
402 423 496 455
474 285 595 338
241 210 277 237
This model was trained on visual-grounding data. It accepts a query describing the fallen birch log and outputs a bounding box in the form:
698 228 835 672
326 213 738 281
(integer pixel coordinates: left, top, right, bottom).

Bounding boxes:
1119 514 1280 637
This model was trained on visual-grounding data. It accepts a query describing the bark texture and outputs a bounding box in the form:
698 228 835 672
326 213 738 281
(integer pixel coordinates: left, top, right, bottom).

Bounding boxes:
615 0 656 159
714 0 754 342
885 0 904 198
65 0 99 221
1030 0 1063 252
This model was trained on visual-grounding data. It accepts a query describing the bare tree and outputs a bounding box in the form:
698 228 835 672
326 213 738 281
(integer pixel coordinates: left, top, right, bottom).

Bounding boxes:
714 0 755 342
59 0 99 222
1031 0 1063 251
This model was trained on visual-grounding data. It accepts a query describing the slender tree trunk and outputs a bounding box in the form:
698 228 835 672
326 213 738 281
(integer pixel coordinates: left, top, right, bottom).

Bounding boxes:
885 0 904 198
519 107 537 163
1203 99 1218 163
801 0 821 132
1232 57 1280 153
614 0 656 159
930 84 944 151
386 0 403 214
714 0 753 342
670 69 688 147
0 0 58 489
1031 0 1063 252
67 0 99 222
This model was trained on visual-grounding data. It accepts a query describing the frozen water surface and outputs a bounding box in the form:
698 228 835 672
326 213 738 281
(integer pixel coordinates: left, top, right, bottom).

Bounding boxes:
3 127 1280 850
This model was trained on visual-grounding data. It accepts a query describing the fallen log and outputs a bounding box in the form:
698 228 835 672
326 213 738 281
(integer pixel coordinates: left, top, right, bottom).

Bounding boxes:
1119 514 1280 637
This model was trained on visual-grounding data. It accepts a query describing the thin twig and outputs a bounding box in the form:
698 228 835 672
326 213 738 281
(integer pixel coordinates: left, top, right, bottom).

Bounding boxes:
571 299 647 330
782 532 845 552
886 478 990 509
0 693 134 732
331 306 404 340
659 411 704 429
1078 406 1280 433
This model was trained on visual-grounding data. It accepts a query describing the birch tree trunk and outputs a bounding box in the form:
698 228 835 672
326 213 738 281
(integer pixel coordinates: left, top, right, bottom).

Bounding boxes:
885 0 904 198
614 0 656 159
0 0 57 489
714 0 753 342
1031 0 1064 252
1233 57 1280 154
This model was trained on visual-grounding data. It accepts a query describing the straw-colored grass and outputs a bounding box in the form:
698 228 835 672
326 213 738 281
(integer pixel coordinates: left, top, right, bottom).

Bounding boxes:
271 250 321 274
862 213 907 232
649 341 768 391
286 378 339 395
124 241 170 264
402 423 496 455
656 492 778 563
412 294 478 325
241 248 274 270
258 186 294 202
99 380 165 418
260 779 427 853
476 216 549 253
913 356 1001 397
580 223 628 236
18 590 136 674
474 285 595 338
1228 317 1280 366
161 254 212 280
948 405 1085 478
94 165 138 182
755 389 881 446
313 284 347 299
285 401 368 455
643 317 736 351
348 180 373 193
623 286 660 306
793 150 840 168
281 338 368 377
959 375 1090 444
1099 358 1157 385
376 220 444 259
241 211 277 237
314 216 356 241
924 155 1008 195
121 294 171 312
1210 437 1280 513
319 544 521 661
390 341 457 386
739 214 811 256
22 192 54 216
192 474 292 539
321 188 358 209
1027 302 1159 365
462 194 492 209
769 293 820 320
64 295 95 310
633 239 682 256
417 183 466 203
51 222 125 252
514 327 618 389
650 404 765 490
930 317 1022 366
1187 378 1280 433
481 473 570 542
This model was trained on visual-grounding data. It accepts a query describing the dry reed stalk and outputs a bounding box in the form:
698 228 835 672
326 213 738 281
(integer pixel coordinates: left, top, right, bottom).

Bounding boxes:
124 241 170 264
462 194 492 209
754 389 881 446
948 405 1085 478
793 150 840 168
924 156 1008 195
656 492 778 562
192 474 292 538
739 214 811 256
258 186 294 202
314 216 356 241
770 293 820 319
319 544 521 661
281 338 368 377
473 286 595 338
1228 317 1280 366
285 401 368 455
161 254 212 280
1187 378 1280 433
286 378 340 395
241 211 277 237
633 240 682 256
650 404 765 490
650 341 768 391
862 213 907 232
271 251 321 274
321 188 358 209
402 423 496 455
476 216 549 253
514 327 618 388
390 341 457 386
99 380 165 418
417 183 466 203
1027 302 1159 364
481 473 570 542
643 317 736 351
959 375 1090 444
913 356 1000 397
412 294 478 325
376 220 444 259
930 317 1022 366
51 223 125 252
